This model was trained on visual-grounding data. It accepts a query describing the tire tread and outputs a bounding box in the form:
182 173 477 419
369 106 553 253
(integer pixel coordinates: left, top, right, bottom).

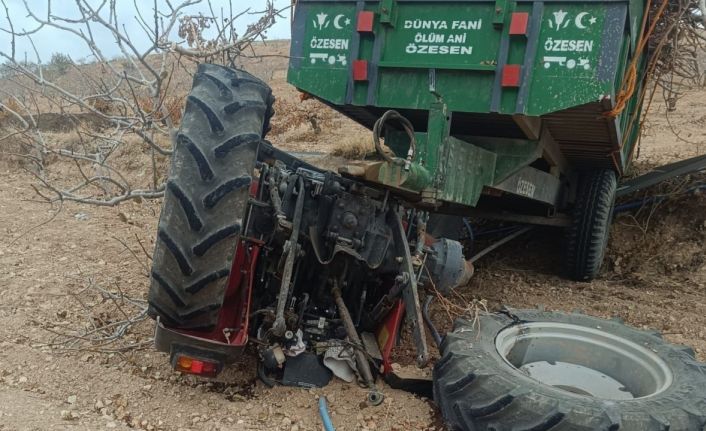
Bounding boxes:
565 169 617 281
434 310 706 431
148 64 272 331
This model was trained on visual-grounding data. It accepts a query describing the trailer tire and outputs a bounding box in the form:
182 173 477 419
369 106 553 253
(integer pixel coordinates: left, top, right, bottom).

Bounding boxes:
433 309 706 431
148 64 273 331
565 169 616 281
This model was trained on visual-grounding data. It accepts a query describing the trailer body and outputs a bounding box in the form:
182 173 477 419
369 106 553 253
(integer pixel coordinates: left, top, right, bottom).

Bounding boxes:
288 0 647 213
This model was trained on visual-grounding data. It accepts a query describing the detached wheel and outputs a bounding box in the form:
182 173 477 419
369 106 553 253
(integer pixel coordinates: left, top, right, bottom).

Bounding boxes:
148 64 274 331
434 310 706 431
566 169 617 281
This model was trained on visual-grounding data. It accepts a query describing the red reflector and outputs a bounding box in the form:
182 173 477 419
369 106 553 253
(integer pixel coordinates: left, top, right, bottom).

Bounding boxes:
191 359 204 373
353 60 368 81
202 361 216 373
509 12 529 35
174 355 220 377
249 179 259 196
501 65 522 87
357 11 375 32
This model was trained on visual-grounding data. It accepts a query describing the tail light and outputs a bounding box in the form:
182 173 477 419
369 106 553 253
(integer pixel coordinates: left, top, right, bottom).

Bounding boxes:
173 354 221 378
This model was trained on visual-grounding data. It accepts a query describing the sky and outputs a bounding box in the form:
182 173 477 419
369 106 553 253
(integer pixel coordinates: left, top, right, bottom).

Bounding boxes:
0 0 292 63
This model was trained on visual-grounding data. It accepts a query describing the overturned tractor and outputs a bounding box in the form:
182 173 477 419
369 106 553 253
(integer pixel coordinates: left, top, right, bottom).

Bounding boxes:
147 0 706 427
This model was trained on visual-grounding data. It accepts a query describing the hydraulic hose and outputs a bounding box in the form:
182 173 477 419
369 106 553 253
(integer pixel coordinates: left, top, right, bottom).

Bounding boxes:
372 110 416 166
462 217 474 253
423 296 442 348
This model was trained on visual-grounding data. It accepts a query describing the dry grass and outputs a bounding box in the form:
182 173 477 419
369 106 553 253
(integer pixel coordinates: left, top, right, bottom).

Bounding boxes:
0 97 22 119
330 135 373 159
87 98 114 114
135 96 184 125
269 97 328 136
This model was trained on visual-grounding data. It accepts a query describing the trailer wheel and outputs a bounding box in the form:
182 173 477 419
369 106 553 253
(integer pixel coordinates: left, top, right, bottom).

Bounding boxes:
148 64 273 331
565 169 617 281
433 309 706 431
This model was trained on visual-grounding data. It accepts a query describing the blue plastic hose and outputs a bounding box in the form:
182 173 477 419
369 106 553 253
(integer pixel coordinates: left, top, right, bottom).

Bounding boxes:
614 183 706 214
318 396 336 431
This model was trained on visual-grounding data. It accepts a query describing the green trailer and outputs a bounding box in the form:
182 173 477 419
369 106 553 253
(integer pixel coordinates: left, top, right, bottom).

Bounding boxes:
288 0 647 279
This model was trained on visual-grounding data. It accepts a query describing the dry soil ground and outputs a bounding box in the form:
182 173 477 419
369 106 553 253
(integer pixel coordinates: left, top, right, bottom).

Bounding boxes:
1 42 706 431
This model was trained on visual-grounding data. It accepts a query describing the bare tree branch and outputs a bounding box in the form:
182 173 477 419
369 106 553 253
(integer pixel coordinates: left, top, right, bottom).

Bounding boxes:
0 0 280 207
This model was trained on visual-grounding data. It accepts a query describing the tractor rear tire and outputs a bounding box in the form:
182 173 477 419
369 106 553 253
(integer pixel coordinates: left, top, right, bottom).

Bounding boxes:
148 64 273 331
565 169 617 281
434 309 706 431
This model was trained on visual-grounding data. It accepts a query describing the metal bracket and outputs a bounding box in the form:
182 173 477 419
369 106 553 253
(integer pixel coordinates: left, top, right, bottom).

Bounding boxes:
427 102 451 190
616 153 706 197
389 207 429 368
154 318 244 362
272 176 305 336
379 0 397 26
493 0 508 27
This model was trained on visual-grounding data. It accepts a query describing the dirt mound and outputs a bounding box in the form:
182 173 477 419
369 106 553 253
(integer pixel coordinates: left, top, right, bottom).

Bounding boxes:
0 112 111 132
608 176 706 284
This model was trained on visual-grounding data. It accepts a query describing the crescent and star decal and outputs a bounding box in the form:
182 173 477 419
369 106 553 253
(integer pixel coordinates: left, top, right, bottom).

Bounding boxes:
333 14 351 29
574 12 598 29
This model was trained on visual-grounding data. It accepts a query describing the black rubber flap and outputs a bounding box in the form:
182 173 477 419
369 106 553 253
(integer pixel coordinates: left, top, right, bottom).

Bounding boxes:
281 352 333 388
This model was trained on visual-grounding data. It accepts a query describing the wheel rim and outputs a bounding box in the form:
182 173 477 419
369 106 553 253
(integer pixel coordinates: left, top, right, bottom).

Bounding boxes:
495 322 673 400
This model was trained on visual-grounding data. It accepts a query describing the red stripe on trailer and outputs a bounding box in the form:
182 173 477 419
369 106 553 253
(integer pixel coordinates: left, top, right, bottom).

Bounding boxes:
353 60 368 81
357 11 375 32
509 12 529 36
502 65 522 87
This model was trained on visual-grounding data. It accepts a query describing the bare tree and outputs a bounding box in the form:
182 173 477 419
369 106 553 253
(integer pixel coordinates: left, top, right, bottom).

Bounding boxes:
0 0 284 205
646 0 706 109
